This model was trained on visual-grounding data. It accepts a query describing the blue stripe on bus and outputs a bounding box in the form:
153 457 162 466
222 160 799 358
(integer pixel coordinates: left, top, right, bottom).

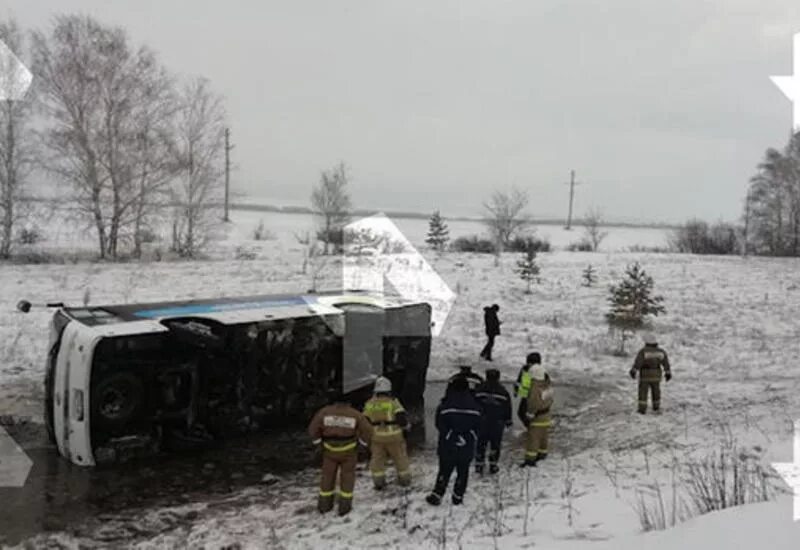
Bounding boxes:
133 296 312 319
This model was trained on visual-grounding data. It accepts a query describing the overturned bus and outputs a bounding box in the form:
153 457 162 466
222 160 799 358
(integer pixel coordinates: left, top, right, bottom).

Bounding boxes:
40 291 432 466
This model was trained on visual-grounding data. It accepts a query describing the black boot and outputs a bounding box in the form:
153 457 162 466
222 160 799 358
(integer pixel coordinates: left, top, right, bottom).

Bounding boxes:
318 494 334 514
475 463 485 475
519 458 538 468
426 492 442 506
338 498 352 516
452 494 463 506
489 464 499 474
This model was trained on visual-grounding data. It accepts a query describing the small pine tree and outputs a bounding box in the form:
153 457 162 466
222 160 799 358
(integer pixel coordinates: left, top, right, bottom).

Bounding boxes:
516 247 540 294
582 264 597 287
605 262 665 354
425 210 450 253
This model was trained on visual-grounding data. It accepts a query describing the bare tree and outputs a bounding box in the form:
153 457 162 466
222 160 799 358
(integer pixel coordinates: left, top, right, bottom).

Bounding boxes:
0 19 34 258
582 207 608 252
743 134 800 257
169 77 226 258
33 15 176 259
311 161 351 255
128 70 180 258
482 187 530 251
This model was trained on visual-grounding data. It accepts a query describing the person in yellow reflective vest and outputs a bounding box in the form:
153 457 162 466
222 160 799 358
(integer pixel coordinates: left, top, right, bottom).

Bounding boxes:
514 352 540 427
521 364 553 467
362 376 411 489
308 392 372 515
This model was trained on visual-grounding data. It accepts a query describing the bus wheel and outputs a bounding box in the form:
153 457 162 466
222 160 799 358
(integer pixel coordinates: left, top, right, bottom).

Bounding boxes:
93 372 144 426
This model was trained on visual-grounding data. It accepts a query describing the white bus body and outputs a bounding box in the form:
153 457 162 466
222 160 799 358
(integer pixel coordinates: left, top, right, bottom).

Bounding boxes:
44 291 432 466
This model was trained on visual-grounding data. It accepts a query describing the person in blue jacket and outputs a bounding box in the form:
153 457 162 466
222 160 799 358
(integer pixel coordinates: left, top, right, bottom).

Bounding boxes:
426 377 483 506
473 368 512 474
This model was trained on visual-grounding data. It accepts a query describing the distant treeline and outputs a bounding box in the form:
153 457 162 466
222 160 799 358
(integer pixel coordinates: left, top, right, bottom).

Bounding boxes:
230 202 681 230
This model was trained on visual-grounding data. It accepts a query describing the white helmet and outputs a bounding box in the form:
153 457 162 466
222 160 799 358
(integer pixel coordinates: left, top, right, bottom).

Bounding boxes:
642 333 658 345
530 364 547 381
374 376 392 394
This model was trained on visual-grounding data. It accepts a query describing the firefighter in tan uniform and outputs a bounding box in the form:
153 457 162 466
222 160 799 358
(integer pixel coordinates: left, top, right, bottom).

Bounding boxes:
308 392 373 515
630 333 672 414
521 364 553 467
362 376 411 490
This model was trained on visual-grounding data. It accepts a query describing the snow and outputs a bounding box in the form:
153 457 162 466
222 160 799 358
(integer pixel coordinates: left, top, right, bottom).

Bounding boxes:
2 212 800 548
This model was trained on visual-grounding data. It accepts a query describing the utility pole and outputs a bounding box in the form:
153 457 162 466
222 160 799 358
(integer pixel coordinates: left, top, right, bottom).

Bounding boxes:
223 127 233 222
564 169 582 230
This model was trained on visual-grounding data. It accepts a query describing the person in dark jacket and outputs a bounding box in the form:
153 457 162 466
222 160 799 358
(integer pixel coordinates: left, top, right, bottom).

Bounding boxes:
446 364 484 396
479 304 501 361
426 377 482 506
630 333 672 414
474 369 512 474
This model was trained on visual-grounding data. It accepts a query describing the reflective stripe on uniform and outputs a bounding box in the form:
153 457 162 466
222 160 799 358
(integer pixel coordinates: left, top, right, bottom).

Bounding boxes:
530 421 551 427
440 408 481 416
373 427 403 437
525 450 538 458
475 392 509 401
339 491 353 499
319 490 335 497
324 441 356 452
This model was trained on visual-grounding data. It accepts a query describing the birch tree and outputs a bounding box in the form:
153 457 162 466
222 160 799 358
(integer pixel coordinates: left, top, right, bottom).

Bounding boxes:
33 15 175 259
169 77 226 258
311 161 351 255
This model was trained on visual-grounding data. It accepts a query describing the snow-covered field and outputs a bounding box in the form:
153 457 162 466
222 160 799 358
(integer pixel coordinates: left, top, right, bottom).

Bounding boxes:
15 205 671 259
2 214 800 549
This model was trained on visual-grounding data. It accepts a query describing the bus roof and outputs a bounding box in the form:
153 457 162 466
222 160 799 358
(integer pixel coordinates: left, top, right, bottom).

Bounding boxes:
63 290 421 328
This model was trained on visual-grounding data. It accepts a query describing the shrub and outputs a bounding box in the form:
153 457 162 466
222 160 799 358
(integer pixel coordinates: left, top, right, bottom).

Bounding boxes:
316 227 344 253
670 219 740 255
235 246 258 260
508 235 551 253
17 226 43 245
627 245 672 253
138 228 159 244
252 220 275 241
567 240 593 252
451 235 497 254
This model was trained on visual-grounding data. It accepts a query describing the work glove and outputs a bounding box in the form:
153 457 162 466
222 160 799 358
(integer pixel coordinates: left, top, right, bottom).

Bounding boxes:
665 372 672 382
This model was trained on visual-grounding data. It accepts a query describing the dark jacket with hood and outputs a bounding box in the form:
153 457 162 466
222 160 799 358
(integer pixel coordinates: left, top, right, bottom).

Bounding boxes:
474 379 512 426
435 390 482 459
483 307 500 336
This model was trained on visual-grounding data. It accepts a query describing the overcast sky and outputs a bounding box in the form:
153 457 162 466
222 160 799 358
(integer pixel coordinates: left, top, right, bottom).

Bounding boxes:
6 0 800 223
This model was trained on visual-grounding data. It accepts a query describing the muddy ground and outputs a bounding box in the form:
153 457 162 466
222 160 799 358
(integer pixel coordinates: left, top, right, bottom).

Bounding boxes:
0 378 610 547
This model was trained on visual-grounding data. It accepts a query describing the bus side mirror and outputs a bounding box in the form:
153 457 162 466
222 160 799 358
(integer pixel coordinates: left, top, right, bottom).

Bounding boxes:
17 300 31 313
